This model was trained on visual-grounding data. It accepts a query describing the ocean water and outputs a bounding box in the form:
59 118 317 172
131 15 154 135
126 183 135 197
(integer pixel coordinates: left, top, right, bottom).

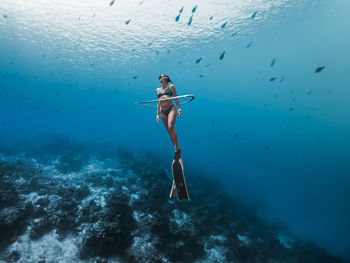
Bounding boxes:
1 0 350 262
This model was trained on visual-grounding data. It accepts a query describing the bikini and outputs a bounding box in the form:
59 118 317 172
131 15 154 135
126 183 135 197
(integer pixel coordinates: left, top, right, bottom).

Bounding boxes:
157 86 175 116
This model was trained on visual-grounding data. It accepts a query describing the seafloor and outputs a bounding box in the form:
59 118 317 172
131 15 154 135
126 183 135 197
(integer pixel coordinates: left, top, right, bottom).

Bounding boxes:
0 136 345 263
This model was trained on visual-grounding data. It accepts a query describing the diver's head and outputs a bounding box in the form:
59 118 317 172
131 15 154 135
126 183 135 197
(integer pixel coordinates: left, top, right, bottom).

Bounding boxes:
159 74 173 84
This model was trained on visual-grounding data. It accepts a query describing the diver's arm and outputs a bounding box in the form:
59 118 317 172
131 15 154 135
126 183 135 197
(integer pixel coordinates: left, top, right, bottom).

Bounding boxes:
170 85 181 110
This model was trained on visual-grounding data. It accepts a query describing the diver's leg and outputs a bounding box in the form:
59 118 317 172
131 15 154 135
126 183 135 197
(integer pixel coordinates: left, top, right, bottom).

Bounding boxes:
167 106 179 152
161 111 175 146
160 111 169 130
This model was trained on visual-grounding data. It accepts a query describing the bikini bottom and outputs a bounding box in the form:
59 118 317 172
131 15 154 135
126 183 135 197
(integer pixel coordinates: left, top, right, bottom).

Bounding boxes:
160 104 175 116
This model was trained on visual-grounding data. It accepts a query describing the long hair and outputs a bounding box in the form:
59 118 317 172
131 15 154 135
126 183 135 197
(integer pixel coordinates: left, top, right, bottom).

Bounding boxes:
167 76 173 84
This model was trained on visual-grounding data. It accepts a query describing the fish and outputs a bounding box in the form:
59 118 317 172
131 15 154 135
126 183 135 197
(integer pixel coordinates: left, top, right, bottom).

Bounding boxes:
221 22 227 29
133 76 138 79
199 74 204 78
219 51 225 60
179 7 184 13
307 90 312 95
315 66 325 73
270 58 276 67
195 58 202 64
109 0 115 6
231 32 238 37
188 15 193 26
251 11 258 19
210 16 213 20
280 76 285 83
246 41 253 48
155 51 159 56
270 77 276 82
148 42 153 47
192 5 197 13
125 19 131 25
3 14 8 18
175 14 180 22
265 146 270 151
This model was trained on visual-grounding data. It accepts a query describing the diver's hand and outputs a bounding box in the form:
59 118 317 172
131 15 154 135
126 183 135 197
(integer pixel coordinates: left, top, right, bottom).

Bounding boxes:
156 115 160 122
178 109 182 117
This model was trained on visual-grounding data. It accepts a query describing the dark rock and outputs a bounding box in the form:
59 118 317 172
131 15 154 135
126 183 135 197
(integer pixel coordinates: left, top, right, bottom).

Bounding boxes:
0 202 33 246
79 193 136 259
0 181 19 209
6 250 21 262
80 200 102 224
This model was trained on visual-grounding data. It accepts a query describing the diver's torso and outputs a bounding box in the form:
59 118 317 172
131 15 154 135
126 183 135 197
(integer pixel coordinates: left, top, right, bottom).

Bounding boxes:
157 85 174 109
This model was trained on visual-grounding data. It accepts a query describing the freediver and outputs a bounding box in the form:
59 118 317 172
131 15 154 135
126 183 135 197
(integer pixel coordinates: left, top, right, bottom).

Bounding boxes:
156 74 182 160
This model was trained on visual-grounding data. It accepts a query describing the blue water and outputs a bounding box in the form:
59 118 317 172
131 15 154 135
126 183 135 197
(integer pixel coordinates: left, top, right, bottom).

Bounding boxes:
1 0 350 260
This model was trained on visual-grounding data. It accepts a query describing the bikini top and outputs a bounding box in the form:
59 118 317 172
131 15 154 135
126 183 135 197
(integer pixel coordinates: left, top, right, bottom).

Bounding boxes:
157 86 173 98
